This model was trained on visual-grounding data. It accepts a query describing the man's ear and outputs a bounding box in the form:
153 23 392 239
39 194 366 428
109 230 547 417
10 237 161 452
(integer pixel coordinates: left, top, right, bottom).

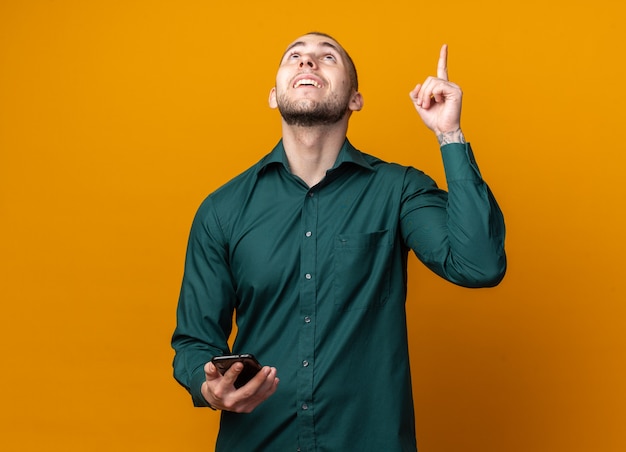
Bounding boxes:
268 87 278 109
349 91 364 112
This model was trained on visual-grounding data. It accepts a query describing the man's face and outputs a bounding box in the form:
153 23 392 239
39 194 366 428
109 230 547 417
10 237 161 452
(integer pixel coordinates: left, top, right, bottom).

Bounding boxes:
269 34 362 127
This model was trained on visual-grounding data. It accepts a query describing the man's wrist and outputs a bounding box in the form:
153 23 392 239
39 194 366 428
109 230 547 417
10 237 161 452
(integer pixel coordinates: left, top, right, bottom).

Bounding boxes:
437 128 466 146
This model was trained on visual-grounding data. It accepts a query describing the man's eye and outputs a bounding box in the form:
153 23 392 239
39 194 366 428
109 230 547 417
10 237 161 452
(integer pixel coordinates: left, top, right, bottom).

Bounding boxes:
323 54 336 61
289 53 300 59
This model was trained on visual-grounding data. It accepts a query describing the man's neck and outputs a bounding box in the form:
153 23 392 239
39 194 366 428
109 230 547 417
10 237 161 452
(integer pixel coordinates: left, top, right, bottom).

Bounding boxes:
281 121 348 187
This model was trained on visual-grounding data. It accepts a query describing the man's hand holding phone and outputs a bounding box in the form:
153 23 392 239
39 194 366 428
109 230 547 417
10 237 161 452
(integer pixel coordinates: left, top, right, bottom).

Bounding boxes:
201 354 279 413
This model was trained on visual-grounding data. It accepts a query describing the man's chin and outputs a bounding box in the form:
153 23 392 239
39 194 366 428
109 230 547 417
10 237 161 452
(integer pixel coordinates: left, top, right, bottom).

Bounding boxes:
281 113 345 128
278 105 349 127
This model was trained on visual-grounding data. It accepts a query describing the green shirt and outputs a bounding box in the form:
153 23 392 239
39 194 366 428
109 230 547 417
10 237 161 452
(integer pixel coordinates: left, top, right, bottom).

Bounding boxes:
172 139 506 452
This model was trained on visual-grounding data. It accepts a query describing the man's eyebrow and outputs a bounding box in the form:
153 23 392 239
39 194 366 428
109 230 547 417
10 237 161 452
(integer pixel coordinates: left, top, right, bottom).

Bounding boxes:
318 41 341 53
281 40 342 60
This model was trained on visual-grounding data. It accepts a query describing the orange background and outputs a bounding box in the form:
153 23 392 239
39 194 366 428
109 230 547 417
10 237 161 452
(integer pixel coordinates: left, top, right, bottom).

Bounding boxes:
1 1 625 451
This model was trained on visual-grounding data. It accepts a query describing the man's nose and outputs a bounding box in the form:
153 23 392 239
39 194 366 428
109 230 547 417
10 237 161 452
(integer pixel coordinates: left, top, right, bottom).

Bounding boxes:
299 54 316 68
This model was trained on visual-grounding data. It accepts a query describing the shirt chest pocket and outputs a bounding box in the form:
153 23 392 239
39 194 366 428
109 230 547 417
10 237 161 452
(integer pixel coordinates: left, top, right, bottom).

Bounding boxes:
333 230 392 311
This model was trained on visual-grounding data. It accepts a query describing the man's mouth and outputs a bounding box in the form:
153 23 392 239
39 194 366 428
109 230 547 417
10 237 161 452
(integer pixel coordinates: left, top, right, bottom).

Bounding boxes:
293 78 322 88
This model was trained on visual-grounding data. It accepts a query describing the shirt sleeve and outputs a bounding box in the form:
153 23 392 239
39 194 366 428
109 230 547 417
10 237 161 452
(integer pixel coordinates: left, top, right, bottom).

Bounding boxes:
171 196 237 407
400 142 506 287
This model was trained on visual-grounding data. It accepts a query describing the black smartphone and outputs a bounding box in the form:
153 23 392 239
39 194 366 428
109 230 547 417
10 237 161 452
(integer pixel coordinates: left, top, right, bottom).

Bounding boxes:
211 353 263 388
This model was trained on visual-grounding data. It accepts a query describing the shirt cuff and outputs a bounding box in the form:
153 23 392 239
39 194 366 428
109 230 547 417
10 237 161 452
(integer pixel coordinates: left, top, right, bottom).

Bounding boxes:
190 365 216 409
440 142 483 182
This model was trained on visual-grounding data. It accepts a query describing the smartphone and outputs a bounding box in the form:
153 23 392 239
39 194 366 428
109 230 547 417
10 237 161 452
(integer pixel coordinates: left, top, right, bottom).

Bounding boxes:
211 353 263 389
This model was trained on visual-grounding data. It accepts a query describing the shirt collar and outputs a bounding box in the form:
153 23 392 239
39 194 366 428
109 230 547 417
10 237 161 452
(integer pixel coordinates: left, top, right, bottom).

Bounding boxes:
258 138 374 175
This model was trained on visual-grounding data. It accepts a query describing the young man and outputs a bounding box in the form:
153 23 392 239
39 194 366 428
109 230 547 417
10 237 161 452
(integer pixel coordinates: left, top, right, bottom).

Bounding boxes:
172 32 506 451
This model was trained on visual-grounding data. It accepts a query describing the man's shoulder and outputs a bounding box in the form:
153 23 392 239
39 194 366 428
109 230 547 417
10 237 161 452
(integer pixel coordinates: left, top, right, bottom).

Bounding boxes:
354 148 412 177
192 154 267 218
212 153 271 197
352 147 437 191
214 163 259 194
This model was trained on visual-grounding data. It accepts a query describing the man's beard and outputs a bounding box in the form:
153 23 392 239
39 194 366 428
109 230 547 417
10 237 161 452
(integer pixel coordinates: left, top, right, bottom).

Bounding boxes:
276 91 350 127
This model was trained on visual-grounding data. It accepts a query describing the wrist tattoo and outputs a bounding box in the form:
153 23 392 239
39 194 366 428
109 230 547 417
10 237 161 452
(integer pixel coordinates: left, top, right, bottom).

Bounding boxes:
437 128 466 146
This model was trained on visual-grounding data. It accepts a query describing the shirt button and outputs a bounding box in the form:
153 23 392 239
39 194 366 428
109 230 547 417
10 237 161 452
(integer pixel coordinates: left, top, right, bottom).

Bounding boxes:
305 231 312 237
308 192 314 198
302 403 309 410
305 273 312 280
302 360 309 367
304 316 311 323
